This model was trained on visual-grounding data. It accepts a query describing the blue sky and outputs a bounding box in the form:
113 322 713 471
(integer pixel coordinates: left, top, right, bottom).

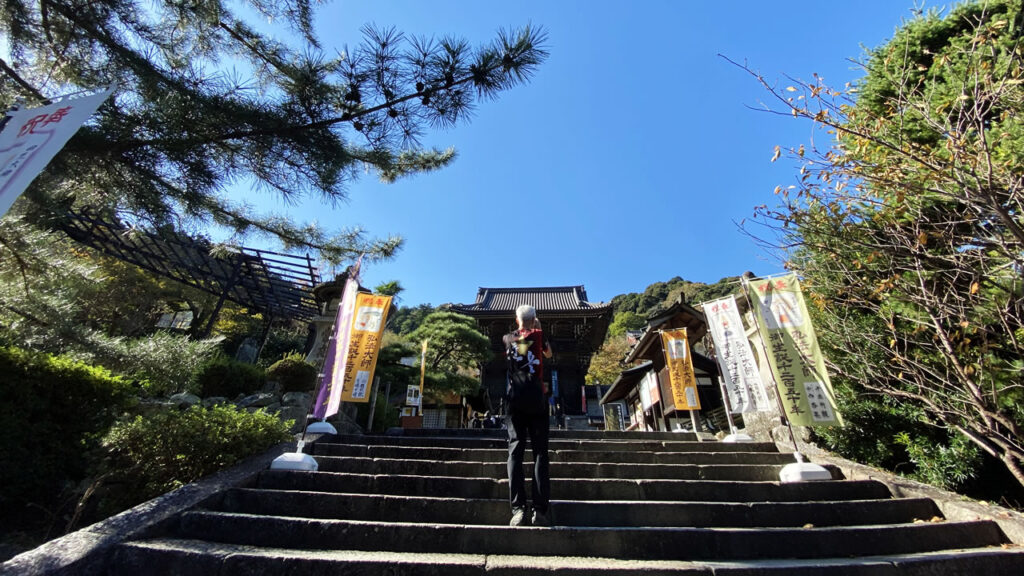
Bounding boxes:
245 0 933 307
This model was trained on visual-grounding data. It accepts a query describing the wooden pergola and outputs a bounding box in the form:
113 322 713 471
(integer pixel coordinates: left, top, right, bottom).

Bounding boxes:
56 209 321 336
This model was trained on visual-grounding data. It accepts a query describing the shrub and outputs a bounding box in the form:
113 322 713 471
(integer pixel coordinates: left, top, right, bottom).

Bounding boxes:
196 356 266 398
95 405 291 516
120 332 222 396
0 346 133 533
256 324 309 369
266 352 318 393
895 432 981 491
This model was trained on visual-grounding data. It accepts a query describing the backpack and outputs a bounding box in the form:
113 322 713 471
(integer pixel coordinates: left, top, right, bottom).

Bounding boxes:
505 329 547 416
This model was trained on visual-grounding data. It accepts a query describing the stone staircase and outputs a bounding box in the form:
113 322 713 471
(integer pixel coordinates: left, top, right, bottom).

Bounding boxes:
106 429 1024 574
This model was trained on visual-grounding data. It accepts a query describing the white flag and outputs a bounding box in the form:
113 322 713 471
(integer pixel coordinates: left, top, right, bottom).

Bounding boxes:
703 295 771 413
0 86 115 218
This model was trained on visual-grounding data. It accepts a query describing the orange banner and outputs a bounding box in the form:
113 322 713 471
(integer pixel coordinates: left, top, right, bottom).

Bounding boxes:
339 293 392 402
660 328 701 410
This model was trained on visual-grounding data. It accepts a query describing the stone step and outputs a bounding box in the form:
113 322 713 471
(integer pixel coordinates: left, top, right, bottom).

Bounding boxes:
311 443 795 465
175 511 1007 561
327 434 774 452
310 455 834 481
112 539 1024 576
383 428 700 441
216 488 939 528
256 470 892 501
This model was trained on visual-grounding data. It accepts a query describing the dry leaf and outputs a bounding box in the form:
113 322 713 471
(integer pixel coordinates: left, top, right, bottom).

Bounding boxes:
771 146 781 162
929 516 945 523
786 86 798 92
918 232 928 246
803 523 815 529
970 281 979 295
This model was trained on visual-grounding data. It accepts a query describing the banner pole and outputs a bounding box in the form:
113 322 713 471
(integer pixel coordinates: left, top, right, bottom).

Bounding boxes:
688 410 702 441
739 275 801 456
419 338 428 399
302 258 363 436
717 377 739 436
366 376 381 431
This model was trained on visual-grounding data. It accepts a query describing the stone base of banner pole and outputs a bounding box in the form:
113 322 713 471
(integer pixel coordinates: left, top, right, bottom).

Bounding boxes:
779 452 832 482
722 433 754 443
269 440 319 471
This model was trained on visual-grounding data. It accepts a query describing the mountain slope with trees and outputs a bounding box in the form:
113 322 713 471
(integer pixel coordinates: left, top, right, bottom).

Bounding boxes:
586 275 740 386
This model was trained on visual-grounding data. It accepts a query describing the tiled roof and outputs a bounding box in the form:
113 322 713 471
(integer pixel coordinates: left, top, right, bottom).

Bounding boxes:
450 286 612 314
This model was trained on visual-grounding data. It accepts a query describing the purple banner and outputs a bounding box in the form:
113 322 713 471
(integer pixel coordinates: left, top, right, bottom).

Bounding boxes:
312 273 360 419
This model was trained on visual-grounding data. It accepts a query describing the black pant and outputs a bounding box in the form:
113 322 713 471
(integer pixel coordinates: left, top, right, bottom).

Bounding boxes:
507 411 550 513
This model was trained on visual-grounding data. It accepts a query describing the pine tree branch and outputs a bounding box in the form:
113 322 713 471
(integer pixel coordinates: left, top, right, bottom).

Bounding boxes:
116 56 525 152
0 57 49 104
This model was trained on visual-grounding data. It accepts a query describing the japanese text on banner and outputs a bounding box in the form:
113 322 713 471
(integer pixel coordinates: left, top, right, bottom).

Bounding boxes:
1 87 115 217
702 295 771 413
340 293 392 402
747 274 842 427
660 329 701 410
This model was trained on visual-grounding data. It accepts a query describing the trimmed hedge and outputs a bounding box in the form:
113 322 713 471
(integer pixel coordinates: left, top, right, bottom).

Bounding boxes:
266 353 318 393
196 356 266 398
0 346 133 531
95 404 291 516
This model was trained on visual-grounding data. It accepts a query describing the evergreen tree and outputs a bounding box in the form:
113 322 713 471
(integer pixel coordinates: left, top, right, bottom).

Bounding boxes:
407 311 490 399
0 1 547 262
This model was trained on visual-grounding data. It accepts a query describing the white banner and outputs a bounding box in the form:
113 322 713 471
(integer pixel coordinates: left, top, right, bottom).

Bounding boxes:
703 295 771 413
0 87 115 218
406 385 421 407
639 371 653 411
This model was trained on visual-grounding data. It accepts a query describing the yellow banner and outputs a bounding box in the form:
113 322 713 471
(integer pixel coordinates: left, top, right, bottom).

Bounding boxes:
339 293 392 402
660 329 701 410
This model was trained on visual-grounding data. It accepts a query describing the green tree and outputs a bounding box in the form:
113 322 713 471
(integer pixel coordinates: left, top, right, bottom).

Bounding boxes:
374 280 404 299
388 302 436 335
607 311 646 337
407 311 491 400
1 1 547 262
741 0 1024 488
585 335 632 386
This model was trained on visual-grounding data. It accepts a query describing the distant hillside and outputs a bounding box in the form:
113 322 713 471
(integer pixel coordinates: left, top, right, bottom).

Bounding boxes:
387 276 741 338
604 276 741 337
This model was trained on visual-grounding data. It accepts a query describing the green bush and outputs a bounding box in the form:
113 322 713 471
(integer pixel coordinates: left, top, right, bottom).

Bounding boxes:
813 386 983 490
0 346 133 533
266 353 318 393
256 324 309 369
895 432 981 491
119 332 221 396
196 356 266 398
95 404 291 517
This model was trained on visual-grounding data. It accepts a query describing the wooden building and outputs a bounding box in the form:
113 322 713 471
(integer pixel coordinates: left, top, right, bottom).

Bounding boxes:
599 295 724 432
449 286 613 417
